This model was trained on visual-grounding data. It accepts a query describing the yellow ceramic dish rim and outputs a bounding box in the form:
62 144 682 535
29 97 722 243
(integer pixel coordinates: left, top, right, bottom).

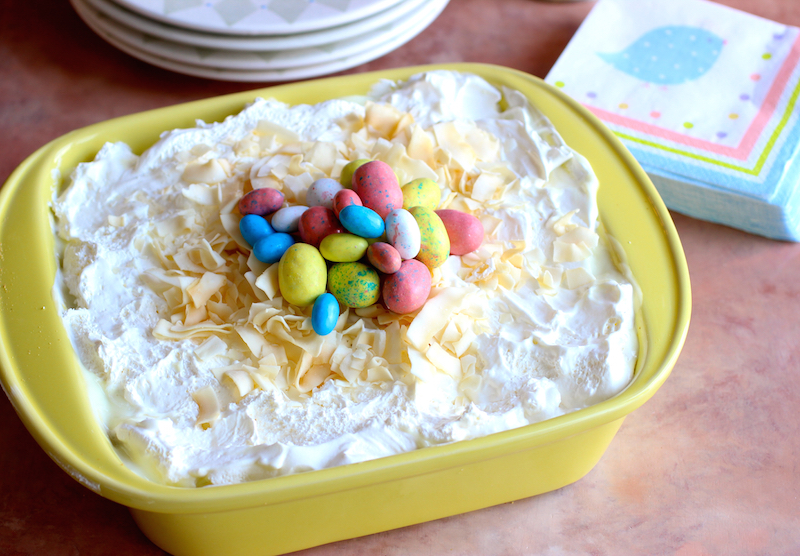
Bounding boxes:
0 63 691 515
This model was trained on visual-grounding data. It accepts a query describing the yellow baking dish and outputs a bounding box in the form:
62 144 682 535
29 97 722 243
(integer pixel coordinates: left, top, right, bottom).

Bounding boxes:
0 63 690 556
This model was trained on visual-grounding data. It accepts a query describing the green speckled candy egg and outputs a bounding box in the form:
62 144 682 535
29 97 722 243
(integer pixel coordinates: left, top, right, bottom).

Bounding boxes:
327 262 380 308
278 243 327 307
409 206 450 269
402 178 441 211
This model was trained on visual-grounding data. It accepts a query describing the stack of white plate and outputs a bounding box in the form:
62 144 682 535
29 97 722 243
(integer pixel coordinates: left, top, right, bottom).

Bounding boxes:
70 0 449 81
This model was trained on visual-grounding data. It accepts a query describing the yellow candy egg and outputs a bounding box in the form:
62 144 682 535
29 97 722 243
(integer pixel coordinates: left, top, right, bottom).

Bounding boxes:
402 178 441 211
320 233 369 262
278 243 327 307
409 206 450 269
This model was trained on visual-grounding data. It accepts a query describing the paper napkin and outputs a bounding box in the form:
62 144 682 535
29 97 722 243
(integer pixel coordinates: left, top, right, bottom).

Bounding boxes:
546 0 800 241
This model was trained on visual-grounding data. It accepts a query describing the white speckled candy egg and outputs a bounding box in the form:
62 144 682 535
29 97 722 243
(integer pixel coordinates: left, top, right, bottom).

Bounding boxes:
306 178 343 210
385 208 420 260
271 205 308 233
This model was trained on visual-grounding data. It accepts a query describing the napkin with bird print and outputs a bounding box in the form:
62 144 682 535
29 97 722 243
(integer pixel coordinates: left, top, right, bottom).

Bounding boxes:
546 0 800 241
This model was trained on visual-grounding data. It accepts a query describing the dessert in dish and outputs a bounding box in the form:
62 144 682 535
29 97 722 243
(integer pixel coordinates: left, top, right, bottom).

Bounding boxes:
51 71 638 487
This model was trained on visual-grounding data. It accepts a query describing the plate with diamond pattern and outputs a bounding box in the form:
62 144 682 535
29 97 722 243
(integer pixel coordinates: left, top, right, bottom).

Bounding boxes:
110 0 408 36
74 0 444 70
83 0 429 51
72 0 448 80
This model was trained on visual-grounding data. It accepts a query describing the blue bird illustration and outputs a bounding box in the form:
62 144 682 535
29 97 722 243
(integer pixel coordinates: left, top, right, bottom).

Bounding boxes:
598 26 724 85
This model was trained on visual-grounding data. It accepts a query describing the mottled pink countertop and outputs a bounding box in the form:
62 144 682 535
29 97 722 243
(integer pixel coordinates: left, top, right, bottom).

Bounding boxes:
1 1 799 554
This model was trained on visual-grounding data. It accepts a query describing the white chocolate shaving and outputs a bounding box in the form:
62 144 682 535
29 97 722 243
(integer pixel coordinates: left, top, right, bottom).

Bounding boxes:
187 272 226 308
425 343 462 380
433 122 477 170
182 159 230 185
183 183 220 205
407 125 435 167
306 142 338 175
223 369 255 399
406 287 476 352
254 264 280 300
192 386 220 426
298 364 331 393
236 324 270 359
560 225 599 248
407 347 439 383
565 267 595 290
550 209 580 235
196 335 228 360
471 172 504 203
256 119 301 143
365 102 407 138
464 126 500 161
553 241 592 263
220 213 248 251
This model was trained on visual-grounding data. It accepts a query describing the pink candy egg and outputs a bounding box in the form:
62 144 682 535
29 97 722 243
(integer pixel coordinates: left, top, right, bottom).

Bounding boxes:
332 189 362 218
382 259 432 314
435 209 484 256
298 206 345 248
238 187 284 216
352 160 403 219
367 242 402 274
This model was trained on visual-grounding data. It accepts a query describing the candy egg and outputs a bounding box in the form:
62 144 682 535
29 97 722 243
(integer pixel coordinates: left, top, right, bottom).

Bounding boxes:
352 160 403 219
382 259 432 314
253 232 295 264
367 242 402 274
271 205 308 233
306 178 343 210
311 293 339 336
327 262 380 308
320 233 369 263
338 205 385 239
339 158 370 188
332 189 362 218
238 187 284 216
384 208 421 260
239 214 274 247
409 206 450 269
298 206 345 248
401 178 441 211
278 244 327 307
436 209 484 255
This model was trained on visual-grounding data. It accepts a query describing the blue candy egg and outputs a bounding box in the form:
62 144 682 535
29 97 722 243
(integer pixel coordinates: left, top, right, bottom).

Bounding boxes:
311 292 339 335
239 214 274 247
338 205 385 239
253 232 295 264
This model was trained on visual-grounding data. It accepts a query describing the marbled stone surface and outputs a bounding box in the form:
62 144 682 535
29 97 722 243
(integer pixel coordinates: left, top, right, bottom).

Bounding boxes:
1 0 799 554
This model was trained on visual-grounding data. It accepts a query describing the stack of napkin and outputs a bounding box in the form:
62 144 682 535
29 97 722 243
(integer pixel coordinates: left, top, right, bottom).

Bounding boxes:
546 0 800 241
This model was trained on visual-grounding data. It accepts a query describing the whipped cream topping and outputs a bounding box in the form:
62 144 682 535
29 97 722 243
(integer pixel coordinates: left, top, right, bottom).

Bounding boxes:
52 71 638 487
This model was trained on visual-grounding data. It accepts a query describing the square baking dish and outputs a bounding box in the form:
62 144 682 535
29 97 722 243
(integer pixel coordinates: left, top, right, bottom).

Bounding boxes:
0 63 691 556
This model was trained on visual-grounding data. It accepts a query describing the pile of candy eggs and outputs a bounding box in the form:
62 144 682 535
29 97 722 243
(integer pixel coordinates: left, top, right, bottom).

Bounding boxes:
237 159 484 336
